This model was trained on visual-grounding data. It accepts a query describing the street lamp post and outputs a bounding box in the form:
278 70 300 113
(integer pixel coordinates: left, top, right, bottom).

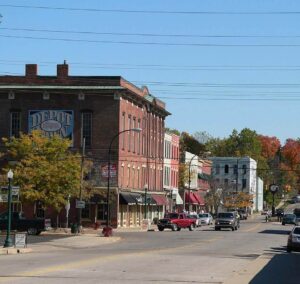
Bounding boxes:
3 169 14 248
102 128 142 237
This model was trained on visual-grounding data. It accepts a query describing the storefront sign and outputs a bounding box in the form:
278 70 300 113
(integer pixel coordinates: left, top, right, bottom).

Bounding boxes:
101 164 117 178
28 110 73 143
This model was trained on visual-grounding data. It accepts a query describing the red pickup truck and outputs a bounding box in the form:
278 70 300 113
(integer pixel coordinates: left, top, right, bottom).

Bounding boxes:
157 212 196 231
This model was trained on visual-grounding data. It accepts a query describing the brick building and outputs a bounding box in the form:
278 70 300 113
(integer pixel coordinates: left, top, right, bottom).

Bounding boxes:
0 63 170 228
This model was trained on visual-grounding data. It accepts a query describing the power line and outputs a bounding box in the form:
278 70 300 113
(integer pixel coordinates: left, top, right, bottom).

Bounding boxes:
2 34 300 47
3 59 300 72
1 4 300 15
3 27 300 39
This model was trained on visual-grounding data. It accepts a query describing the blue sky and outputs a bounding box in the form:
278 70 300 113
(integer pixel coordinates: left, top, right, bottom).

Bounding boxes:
1 0 300 143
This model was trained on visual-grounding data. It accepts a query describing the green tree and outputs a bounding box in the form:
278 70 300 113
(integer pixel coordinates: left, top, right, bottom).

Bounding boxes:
180 132 206 155
2 131 81 212
165 127 180 136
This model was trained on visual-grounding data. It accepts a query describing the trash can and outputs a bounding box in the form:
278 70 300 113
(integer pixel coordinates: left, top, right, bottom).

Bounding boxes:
71 223 78 234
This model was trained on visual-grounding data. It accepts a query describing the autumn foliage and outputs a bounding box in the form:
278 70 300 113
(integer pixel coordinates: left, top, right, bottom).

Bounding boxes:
258 135 281 160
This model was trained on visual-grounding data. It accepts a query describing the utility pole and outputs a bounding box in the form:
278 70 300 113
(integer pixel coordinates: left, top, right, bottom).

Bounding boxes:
78 137 85 231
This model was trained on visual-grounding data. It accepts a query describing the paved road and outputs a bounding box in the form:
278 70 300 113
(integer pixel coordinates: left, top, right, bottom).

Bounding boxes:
0 215 299 284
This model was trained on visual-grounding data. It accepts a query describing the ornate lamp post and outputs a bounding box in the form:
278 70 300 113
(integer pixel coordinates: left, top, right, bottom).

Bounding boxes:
3 169 14 248
102 128 142 237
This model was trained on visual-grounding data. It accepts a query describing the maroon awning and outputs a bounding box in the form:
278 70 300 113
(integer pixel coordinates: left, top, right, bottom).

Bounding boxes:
151 194 168 205
185 192 199 204
193 192 205 206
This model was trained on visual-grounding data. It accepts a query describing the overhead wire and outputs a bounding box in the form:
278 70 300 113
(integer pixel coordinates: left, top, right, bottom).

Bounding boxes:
1 4 300 15
2 34 300 47
3 27 300 39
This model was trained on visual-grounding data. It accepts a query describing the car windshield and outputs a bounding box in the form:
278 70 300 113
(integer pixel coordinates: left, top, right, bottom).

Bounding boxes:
293 210 300 217
165 213 178 219
199 214 208 218
284 214 295 219
293 227 300 235
218 213 234 218
188 215 197 219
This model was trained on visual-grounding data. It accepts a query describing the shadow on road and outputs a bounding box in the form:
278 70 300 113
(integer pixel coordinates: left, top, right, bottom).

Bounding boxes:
250 252 300 284
258 229 290 235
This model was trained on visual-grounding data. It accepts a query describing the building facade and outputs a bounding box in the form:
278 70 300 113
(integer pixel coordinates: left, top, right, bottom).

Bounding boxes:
0 63 170 228
163 132 181 212
180 152 206 213
210 156 259 212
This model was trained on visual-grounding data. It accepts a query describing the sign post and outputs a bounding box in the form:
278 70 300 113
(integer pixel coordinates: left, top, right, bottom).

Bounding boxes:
270 184 279 216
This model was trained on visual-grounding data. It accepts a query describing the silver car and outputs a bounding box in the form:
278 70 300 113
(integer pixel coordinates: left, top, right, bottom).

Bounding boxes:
198 213 213 225
287 226 300 252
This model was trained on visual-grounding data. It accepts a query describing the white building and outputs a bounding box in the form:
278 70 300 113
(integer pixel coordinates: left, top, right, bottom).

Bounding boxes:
210 157 262 211
255 177 264 212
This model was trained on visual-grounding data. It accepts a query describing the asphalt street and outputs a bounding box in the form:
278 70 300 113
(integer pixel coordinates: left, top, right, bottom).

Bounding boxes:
0 214 299 284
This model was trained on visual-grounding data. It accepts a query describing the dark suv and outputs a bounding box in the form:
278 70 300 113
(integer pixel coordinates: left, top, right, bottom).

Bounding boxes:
215 212 240 231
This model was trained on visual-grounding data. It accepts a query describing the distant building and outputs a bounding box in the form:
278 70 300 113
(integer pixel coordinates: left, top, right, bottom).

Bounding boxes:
181 152 206 212
210 157 261 212
163 132 182 212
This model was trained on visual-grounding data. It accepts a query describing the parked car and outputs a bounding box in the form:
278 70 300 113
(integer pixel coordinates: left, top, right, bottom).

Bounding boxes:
293 208 300 223
187 214 201 227
282 214 298 225
0 211 50 235
198 213 213 225
261 209 271 216
287 226 300 252
291 196 300 204
157 213 196 232
215 212 240 231
238 209 248 220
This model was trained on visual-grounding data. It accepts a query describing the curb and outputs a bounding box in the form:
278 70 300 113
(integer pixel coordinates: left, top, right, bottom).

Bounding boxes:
0 248 32 255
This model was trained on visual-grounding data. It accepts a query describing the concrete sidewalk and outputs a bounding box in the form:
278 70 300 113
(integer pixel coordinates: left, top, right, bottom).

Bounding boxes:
0 225 157 255
0 228 121 255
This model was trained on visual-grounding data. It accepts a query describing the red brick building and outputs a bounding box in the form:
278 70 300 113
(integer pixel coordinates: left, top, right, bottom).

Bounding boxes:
0 63 170 228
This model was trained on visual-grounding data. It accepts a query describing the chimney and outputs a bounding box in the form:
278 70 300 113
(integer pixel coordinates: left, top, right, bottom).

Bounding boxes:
25 64 38 77
57 60 69 78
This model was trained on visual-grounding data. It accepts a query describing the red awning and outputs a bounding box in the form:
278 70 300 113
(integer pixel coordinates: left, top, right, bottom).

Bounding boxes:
151 194 168 206
193 192 205 206
185 192 199 204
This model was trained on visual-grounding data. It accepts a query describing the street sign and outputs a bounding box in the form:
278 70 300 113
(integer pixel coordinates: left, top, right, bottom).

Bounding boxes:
76 200 85 209
0 186 20 202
